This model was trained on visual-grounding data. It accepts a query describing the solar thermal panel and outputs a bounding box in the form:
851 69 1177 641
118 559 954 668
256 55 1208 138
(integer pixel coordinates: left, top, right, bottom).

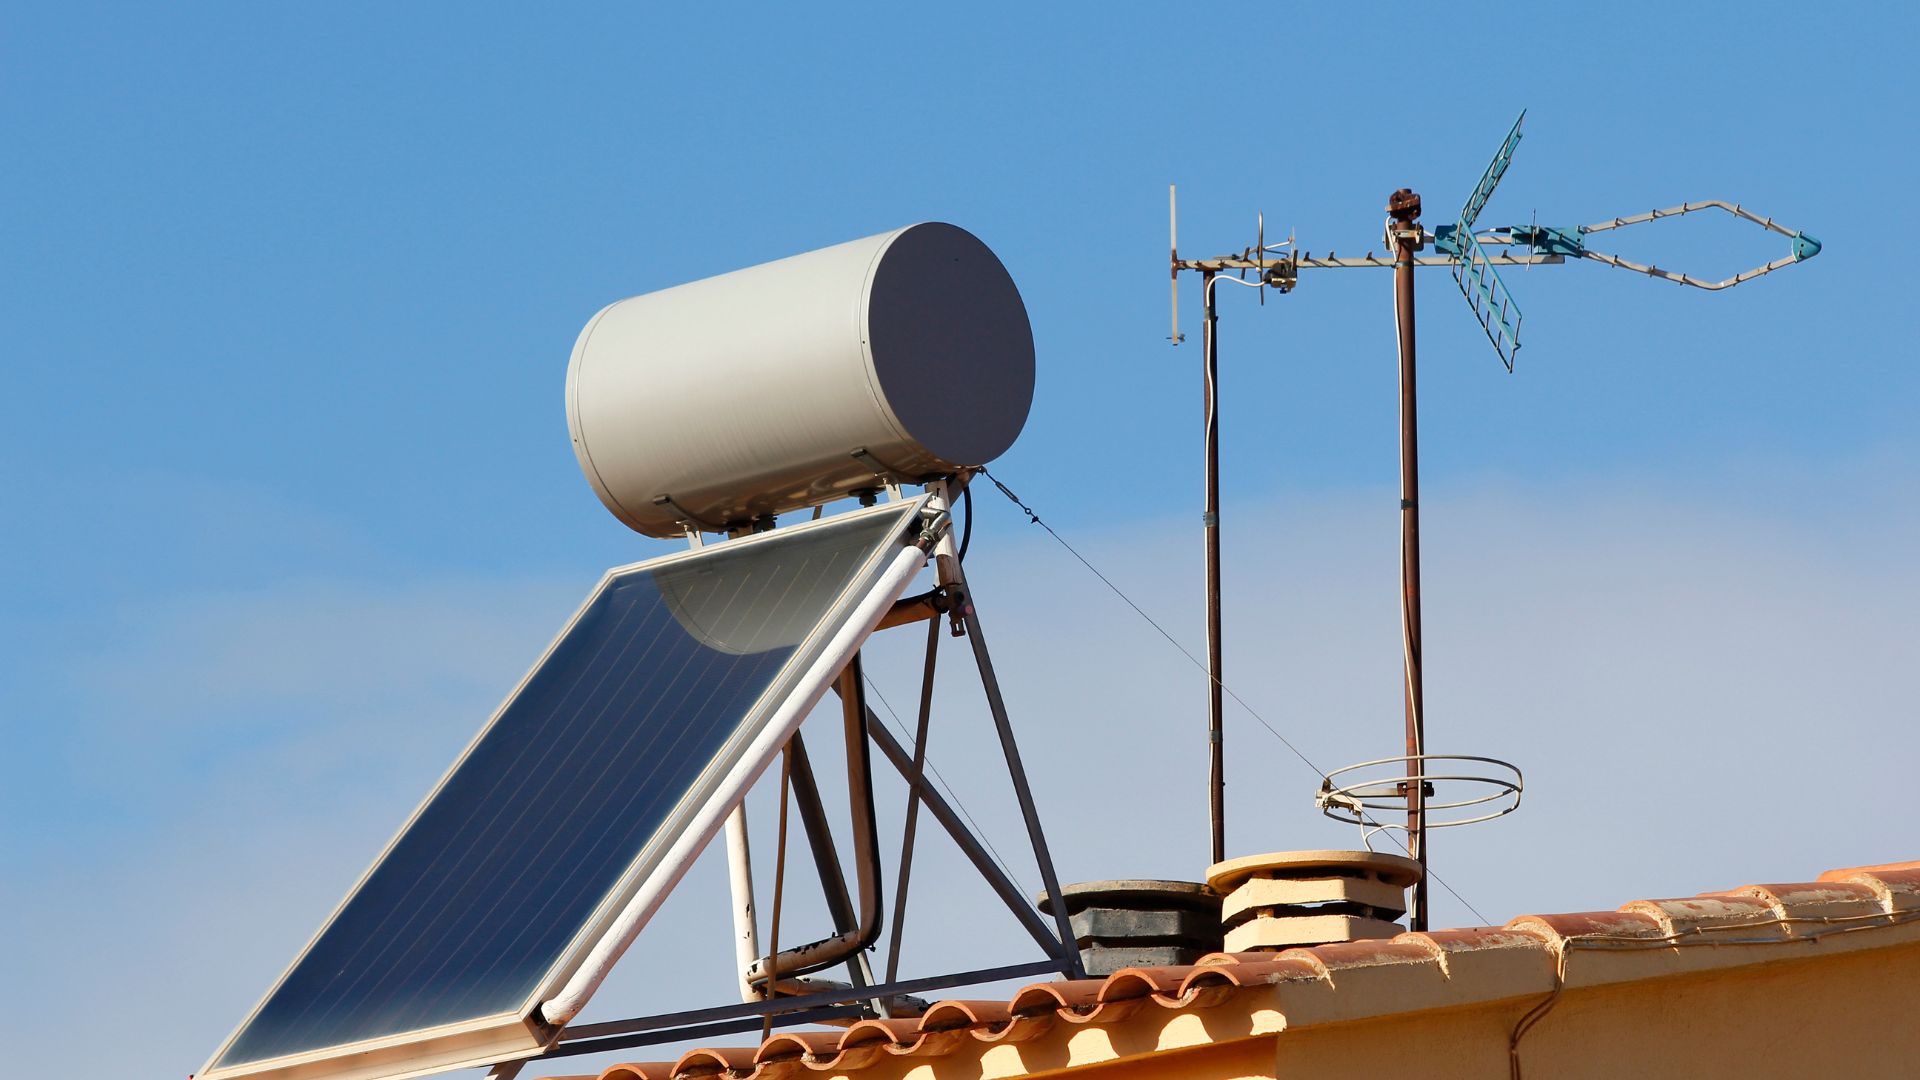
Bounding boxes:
199 498 931 1080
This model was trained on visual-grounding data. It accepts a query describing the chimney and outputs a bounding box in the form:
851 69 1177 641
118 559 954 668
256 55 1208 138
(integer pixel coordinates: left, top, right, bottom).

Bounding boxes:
1206 850 1422 951
1038 880 1224 977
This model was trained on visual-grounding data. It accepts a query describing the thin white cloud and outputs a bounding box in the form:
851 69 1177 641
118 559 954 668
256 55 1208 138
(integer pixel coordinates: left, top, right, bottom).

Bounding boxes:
9 466 1912 1079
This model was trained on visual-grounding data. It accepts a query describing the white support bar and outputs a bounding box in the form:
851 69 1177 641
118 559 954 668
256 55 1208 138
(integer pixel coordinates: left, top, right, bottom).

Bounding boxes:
539 540 932 1026
724 804 761 1003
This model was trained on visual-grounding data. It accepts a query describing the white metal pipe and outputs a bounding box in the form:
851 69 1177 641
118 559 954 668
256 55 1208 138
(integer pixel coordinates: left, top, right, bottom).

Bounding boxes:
742 662 884 990
540 539 933 1026
929 480 960 589
723 804 760 1003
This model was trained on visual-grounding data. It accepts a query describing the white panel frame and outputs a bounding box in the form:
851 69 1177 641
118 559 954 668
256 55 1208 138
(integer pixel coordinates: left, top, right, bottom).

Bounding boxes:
198 497 937 1080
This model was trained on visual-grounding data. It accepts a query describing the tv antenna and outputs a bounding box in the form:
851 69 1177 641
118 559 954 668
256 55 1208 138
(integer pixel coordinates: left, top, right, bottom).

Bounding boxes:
1168 110 1822 930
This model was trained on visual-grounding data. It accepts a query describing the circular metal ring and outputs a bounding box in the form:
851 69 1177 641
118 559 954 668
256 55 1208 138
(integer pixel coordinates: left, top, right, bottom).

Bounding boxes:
1315 753 1523 831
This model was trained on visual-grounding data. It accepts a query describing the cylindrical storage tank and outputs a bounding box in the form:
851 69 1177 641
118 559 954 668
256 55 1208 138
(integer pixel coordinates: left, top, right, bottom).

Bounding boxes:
567 222 1035 538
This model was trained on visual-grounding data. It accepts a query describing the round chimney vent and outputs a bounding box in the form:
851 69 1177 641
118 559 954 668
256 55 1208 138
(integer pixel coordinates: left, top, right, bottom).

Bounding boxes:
1206 850 1422 951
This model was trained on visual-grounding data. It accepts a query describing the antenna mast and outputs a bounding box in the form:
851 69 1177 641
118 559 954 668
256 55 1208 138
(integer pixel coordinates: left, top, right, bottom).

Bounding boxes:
1168 111 1822 930
1386 188 1430 928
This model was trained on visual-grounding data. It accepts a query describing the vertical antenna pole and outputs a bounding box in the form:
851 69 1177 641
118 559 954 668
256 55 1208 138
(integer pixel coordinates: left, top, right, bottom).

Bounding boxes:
1387 189 1430 932
1202 270 1226 866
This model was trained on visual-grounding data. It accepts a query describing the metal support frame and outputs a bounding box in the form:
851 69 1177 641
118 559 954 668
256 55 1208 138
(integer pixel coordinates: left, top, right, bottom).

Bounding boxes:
885 614 941 983
866 713 1072 960
530 959 1062 1063
510 483 1077 1073
947 560 1086 980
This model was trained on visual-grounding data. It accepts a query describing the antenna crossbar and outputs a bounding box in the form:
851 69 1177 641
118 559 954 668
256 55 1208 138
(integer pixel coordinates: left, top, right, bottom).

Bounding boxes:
1173 252 1565 272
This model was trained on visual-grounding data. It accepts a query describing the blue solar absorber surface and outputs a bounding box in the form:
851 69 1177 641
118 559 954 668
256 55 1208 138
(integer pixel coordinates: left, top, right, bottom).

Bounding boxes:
216 505 913 1067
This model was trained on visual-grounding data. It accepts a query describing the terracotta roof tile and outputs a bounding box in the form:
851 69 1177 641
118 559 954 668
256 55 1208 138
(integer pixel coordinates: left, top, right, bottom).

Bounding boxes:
751 1030 840 1064
834 1018 920 1048
917 999 1011 1031
971 1010 1055 1045
596 1067 675 1080
669 1045 759 1078
1095 965 1190 1000
1008 978 1101 1016
1621 894 1782 937
883 1027 973 1059
1282 938 1437 971
1506 909 1667 943
537 858 1920 1080
1727 882 1886 934
1820 862 1920 912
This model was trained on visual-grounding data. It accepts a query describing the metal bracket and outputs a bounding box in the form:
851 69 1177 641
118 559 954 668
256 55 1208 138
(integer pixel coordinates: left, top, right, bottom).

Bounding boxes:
1502 223 1587 257
1261 254 1299 292
651 493 724 534
851 446 906 481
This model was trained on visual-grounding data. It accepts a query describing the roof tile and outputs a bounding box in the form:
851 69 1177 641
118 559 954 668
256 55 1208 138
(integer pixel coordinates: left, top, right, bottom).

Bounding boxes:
918 999 1011 1031
1096 965 1190 1000
1726 881 1886 933
669 1045 757 1078
1819 861 1920 912
538 857 1919 1080
1507 909 1667 944
752 1030 840 1064
1621 894 1782 937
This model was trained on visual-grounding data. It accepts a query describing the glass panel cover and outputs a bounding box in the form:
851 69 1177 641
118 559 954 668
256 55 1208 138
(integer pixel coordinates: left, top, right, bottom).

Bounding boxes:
213 504 915 1068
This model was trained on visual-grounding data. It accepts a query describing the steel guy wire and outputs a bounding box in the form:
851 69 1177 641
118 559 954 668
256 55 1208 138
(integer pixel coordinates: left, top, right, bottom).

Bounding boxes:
976 467 1493 927
861 671 1035 902
979 466 1331 780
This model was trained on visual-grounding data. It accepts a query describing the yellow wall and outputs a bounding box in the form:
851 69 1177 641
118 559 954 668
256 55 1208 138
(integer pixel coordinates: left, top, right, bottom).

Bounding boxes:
922 940 1920 1080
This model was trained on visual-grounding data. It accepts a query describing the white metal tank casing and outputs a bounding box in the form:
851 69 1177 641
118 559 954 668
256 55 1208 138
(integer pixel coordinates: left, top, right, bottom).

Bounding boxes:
567 222 1034 537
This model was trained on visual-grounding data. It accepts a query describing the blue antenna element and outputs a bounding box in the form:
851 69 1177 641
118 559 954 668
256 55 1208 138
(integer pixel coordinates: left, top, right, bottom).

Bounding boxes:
1459 111 1525 229
1450 227 1522 371
1441 110 1530 369
1503 223 1587 258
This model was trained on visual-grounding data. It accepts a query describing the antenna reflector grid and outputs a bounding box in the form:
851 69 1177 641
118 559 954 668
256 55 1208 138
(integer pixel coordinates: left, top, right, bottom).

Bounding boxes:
1459 110 1525 228
1451 228 1523 371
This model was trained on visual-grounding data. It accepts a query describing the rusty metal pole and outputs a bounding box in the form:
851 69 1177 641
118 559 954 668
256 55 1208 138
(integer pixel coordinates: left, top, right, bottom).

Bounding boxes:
1387 189 1430 932
1201 270 1226 867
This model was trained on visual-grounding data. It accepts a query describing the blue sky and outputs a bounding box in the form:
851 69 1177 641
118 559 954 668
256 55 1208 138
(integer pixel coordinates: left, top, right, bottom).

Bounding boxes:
3 4 1914 1078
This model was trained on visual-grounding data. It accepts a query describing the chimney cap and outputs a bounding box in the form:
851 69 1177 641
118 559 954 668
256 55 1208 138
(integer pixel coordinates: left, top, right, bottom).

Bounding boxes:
1206 850 1423 894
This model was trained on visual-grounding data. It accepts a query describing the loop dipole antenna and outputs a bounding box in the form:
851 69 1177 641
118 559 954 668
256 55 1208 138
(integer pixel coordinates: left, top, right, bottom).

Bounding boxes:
1552 200 1823 290
1316 754 1524 852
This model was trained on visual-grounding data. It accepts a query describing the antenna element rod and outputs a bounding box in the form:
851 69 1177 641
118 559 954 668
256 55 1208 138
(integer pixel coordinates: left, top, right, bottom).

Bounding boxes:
1387 189 1430 932
1202 270 1226 866
1170 185 1182 344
